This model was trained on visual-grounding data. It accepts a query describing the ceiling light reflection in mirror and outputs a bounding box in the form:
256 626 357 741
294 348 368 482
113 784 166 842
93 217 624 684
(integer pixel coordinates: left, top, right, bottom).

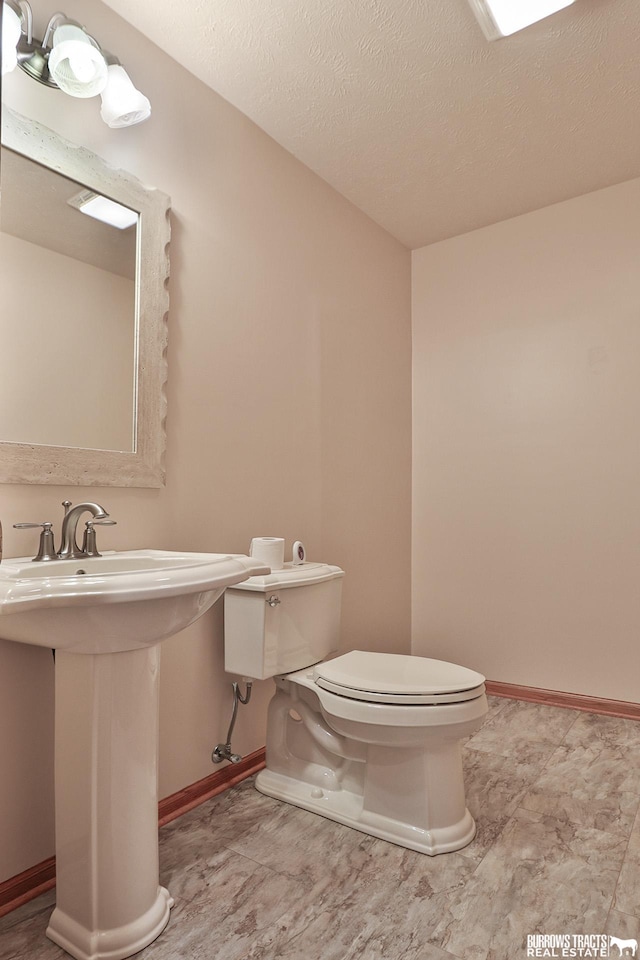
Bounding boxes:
468 0 576 40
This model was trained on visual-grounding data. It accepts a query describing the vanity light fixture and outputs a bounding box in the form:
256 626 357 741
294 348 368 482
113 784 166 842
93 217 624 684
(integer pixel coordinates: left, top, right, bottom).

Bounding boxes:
47 21 108 97
1 0 151 126
467 0 577 40
100 56 151 128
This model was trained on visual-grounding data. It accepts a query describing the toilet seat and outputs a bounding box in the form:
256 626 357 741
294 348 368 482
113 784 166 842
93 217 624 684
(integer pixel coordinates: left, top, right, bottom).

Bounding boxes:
313 650 485 705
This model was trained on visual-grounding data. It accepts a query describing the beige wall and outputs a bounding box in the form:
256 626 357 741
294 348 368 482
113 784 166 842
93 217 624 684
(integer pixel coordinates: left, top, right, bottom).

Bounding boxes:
0 0 412 882
412 178 640 701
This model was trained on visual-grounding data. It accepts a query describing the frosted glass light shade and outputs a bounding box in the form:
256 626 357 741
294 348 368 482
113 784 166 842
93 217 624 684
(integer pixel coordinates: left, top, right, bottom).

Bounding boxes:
100 64 151 127
468 0 576 39
2 3 22 76
48 24 108 97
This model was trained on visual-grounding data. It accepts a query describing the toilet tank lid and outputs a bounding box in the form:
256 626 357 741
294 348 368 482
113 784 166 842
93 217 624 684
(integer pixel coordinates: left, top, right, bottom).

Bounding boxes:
228 561 344 592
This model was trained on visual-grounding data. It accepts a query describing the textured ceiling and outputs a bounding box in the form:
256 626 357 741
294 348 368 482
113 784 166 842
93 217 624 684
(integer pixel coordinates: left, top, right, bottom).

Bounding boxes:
100 0 640 249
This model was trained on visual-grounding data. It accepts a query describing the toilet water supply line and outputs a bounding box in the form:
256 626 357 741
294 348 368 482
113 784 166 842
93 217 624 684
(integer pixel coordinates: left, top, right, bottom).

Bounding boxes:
212 681 253 764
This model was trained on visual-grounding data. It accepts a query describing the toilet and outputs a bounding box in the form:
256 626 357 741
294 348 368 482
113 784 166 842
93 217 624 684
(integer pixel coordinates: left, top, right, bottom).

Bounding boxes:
224 561 487 855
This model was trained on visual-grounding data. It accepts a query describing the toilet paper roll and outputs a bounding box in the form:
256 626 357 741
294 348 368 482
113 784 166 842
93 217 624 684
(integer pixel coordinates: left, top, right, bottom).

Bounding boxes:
249 537 285 570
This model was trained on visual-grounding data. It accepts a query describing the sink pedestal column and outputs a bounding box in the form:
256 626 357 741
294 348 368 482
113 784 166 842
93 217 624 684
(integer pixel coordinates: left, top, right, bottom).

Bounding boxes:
46 647 173 960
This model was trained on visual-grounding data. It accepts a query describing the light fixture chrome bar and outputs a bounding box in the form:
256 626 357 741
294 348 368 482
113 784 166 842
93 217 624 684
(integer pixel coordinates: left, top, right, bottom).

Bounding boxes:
41 10 67 49
13 8 76 87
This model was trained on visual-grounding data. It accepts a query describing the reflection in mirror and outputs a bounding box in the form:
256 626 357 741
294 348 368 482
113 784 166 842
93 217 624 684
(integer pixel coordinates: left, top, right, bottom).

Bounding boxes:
0 108 170 487
0 148 138 451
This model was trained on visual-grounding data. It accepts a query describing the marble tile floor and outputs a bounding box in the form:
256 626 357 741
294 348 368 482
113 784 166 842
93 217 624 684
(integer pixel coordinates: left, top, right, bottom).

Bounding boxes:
2 696 640 960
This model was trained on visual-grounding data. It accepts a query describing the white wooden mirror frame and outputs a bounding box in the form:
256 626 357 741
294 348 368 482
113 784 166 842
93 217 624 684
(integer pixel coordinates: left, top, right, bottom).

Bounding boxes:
0 107 170 487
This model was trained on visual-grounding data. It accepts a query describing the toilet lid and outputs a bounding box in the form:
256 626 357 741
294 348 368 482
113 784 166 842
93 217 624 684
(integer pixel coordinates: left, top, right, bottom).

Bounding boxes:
313 651 485 705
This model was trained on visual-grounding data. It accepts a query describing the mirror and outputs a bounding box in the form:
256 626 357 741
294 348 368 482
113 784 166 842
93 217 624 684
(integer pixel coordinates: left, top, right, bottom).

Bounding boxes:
0 147 138 452
0 107 170 486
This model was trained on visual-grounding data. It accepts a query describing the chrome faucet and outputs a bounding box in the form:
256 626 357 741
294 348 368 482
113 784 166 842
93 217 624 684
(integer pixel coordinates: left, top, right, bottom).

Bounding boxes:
58 501 110 560
13 502 115 561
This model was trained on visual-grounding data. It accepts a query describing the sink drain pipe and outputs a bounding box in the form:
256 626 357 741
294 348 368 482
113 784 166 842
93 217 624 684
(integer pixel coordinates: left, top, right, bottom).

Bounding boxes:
212 681 253 764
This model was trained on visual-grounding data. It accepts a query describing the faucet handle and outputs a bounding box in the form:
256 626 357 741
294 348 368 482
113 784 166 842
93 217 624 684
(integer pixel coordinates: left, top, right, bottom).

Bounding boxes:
13 521 53 527
13 522 57 562
82 518 117 558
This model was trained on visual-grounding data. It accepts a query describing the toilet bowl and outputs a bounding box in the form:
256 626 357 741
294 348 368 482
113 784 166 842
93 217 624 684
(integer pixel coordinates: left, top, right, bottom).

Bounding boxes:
224 562 487 855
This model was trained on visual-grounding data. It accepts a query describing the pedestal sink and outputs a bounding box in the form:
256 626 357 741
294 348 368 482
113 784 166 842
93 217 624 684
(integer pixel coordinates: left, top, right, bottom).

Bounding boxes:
0 550 269 960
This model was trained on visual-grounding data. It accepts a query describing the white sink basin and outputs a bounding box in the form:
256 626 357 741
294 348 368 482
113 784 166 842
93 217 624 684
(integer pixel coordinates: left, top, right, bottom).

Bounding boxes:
0 548 269 654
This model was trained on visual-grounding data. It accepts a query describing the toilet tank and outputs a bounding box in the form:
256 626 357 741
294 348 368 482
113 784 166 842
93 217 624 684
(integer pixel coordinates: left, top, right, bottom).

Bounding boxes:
224 562 344 680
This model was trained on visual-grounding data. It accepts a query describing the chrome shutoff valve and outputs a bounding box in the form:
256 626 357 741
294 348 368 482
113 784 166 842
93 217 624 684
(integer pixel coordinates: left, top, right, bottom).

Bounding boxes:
211 681 253 764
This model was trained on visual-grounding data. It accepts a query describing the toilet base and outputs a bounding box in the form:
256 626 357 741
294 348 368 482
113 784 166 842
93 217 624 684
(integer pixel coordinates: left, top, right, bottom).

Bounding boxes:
255 768 477 855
